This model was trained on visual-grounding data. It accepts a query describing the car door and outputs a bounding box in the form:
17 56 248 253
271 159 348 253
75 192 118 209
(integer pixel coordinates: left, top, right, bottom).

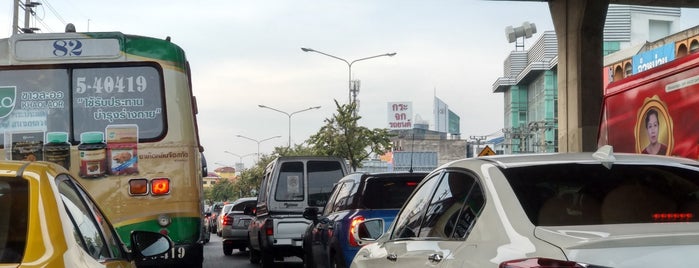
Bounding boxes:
57 175 132 267
355 170 485 268
312 180 353 267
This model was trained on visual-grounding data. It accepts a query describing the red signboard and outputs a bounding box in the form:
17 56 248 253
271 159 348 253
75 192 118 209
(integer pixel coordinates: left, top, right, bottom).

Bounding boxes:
599 52 699 160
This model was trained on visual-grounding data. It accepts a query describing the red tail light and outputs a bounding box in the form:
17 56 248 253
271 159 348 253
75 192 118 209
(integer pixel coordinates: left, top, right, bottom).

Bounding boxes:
223 215 232 226
653 212 693 221
500 258 586 268
264 219 274 236
151 178 170 195
348 215 366 247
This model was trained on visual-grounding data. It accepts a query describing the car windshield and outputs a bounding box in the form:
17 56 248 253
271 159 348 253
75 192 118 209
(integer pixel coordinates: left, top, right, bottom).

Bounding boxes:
361 176 423 209
0 177 28 263
503 163 699 226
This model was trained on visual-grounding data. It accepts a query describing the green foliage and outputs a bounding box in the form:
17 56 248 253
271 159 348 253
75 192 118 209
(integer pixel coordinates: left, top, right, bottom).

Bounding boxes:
210 178 235 201
306 100 393 171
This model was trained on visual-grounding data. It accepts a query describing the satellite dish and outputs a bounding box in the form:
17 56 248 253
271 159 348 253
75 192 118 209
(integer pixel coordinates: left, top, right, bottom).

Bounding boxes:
505 21 537 43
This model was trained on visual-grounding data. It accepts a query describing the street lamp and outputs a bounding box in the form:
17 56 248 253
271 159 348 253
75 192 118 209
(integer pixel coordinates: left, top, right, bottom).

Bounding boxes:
301 47 396 104
258 104 321 147
236 135 281 162
223 151 257 170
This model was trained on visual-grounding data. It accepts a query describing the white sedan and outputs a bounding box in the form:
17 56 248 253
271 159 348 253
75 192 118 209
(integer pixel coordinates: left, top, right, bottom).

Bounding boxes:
351 146 699 268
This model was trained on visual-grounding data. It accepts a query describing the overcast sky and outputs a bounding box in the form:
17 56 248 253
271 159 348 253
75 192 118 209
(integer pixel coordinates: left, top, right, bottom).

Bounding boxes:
2 1 699 169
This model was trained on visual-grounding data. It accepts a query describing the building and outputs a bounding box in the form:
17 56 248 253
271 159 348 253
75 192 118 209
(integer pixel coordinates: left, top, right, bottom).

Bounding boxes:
202 172 220 189
492 5 682 154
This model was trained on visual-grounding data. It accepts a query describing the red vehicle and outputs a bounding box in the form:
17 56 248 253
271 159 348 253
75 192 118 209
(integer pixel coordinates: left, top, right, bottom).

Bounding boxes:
599 52 699 160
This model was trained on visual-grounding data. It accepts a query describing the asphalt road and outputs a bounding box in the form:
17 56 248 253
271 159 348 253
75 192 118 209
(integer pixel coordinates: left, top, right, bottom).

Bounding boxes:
202 234 303 268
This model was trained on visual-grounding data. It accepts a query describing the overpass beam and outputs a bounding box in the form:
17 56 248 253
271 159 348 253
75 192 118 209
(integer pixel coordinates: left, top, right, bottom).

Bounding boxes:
549 0 609 152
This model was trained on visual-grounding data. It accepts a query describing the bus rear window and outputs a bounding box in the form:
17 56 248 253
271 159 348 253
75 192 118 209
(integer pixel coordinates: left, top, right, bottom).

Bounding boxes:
0 64 164 148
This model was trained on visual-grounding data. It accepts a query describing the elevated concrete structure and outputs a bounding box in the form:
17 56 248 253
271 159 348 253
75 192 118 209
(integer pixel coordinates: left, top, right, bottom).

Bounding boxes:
516 0 699 152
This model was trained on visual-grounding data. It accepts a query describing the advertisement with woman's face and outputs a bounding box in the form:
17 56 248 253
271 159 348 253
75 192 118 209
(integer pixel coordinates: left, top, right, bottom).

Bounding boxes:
635 96 673 156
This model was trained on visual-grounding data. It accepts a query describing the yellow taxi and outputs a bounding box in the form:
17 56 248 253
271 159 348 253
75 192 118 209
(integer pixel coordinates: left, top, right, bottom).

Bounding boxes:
0 161 172 267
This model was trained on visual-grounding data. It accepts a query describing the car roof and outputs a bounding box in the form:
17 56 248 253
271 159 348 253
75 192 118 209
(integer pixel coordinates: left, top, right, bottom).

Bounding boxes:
232 197 257 204
445 148 699 170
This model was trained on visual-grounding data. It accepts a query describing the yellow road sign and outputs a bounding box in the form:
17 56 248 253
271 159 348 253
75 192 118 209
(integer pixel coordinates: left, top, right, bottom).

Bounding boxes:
478 145 496 156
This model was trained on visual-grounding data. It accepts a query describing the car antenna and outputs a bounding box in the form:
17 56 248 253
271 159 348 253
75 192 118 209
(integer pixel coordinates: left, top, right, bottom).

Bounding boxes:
409 132 415 173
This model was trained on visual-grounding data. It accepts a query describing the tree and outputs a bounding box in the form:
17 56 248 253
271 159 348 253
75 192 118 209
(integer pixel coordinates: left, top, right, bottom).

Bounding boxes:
210 178 235 201
306 100 393 171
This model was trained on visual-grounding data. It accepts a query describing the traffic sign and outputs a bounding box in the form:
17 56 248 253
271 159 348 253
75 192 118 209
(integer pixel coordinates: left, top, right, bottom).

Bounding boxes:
478 145 496 157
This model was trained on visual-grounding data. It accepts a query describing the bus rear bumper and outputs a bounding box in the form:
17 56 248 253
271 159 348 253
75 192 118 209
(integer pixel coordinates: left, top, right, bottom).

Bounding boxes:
135 242 204 267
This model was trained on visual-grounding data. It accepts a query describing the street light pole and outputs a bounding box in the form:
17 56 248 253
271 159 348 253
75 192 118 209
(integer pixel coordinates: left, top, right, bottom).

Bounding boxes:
301 47 396 104
258 105 321 147
236 135 281 162
223 151 257 169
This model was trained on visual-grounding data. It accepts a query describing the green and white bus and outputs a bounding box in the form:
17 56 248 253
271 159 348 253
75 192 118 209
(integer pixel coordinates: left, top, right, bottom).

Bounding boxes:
0 30 207 267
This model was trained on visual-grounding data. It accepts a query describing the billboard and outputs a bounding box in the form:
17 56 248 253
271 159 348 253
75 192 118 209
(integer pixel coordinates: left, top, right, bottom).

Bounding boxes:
632 43 675 75
387 102 412 129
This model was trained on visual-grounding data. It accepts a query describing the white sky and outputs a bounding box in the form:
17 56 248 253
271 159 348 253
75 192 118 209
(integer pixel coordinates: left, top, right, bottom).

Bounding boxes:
1 1 699 169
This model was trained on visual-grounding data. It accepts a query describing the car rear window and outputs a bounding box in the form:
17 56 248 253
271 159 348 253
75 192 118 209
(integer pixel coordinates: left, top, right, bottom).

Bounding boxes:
503 163 699 226
0 177 28 263
307 161 345 207
232 200 256 212
362 176 422 209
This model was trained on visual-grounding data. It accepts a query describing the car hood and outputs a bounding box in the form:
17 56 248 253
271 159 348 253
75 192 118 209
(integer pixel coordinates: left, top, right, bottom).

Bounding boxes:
534 223 699 267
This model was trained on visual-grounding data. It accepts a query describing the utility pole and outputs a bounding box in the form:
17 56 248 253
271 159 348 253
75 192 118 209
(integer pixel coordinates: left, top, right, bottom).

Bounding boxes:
13 0 42 34
469 135 488 157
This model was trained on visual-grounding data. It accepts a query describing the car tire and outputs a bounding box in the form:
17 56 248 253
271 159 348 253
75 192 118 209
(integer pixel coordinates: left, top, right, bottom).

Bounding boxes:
249 247 261 264
331 252 346 268
223 244 233 256
261 250 275 268
303 240 315 268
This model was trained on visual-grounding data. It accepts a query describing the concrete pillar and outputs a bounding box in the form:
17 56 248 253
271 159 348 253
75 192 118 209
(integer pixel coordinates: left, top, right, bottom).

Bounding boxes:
549 0 608 152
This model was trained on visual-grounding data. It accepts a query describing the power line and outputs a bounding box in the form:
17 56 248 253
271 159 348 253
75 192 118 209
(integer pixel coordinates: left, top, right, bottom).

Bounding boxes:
42 0 67 26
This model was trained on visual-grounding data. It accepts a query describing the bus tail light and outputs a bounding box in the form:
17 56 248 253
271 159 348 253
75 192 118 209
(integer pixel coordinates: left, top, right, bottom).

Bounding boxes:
500 258 587 268
129 179 148 195
348 215 366 247
151 178 170 195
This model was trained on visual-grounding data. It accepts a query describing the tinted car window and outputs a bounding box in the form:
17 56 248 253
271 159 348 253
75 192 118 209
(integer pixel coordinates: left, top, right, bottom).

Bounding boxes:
59 179 111 260
232 200 256 212
392 172 442 239
503 163 699 225
330 181 354 212
362 176 421 209
308 161 345 207
0 177 28 263
276 162 304 201
419 172 483 239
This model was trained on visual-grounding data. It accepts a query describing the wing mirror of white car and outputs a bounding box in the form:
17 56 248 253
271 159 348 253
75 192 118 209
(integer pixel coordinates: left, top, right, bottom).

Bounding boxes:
353 218 385 246
130 230 174 263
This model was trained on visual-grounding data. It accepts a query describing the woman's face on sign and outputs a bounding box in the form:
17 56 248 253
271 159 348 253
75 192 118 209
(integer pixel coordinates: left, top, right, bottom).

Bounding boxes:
647 113 659 144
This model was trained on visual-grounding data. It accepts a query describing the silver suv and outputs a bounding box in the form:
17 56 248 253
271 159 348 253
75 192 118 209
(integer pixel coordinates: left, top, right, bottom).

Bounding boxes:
246 156 349 267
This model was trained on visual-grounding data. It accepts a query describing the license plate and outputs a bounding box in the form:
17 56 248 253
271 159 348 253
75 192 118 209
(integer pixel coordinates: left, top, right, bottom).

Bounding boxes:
241 219 250 227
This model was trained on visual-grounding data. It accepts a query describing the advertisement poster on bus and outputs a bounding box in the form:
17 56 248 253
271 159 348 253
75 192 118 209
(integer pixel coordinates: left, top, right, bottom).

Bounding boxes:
599 53 699 160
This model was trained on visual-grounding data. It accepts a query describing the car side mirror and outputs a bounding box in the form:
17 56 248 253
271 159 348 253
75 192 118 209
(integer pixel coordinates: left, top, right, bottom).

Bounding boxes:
303 207 319 222
352 218 384 246
130 231 173 264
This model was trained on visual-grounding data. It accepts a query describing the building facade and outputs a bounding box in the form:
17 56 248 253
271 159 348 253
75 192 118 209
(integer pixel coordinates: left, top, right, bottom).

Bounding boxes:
492 5 682 154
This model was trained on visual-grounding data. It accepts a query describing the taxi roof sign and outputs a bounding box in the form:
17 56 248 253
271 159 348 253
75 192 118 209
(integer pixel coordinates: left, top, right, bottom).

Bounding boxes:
478 145 496 157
